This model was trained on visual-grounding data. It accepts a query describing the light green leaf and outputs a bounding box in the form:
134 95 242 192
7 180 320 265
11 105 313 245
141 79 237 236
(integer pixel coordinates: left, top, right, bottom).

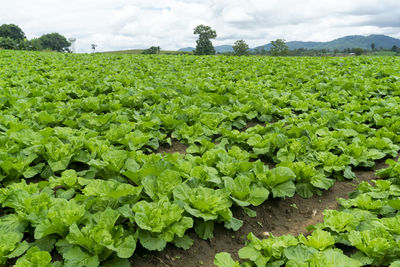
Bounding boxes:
214 252 240 267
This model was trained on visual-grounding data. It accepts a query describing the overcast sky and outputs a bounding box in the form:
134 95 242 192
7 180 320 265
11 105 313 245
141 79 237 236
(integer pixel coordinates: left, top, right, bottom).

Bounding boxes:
2 0 400 53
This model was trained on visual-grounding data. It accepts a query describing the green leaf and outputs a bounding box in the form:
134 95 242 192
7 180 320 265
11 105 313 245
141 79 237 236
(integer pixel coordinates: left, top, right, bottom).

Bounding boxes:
30 236 57 252
61 169 78 187
14 247 52 267
300 229 335 251
296 183 314 198
83 179 142 203
101 149 127 171
243 207 257 218
284 244 316 263
388 199 400 210
309 248 362 267
310 176 334 190
34 199 85 239
6 241 29 259
271 181 296 198
22 163 45 178
323 210 359 233
173 235 194 250
115 235 136 258
238 246 268 266
132 198 193 246
124 158 140 172
344 166 357 180
138 230 167 251
62 246 99 267
173 184 232 222
271 167 296 185
142 170 181 200
224 217 243 231
103 258 131 267
351 251 373 266
0 230 25 264
214 252 240 267
194 220 214 240
249 185 269 206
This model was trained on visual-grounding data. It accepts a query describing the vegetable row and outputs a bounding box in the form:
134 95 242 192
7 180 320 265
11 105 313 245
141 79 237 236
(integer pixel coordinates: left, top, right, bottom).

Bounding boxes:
1 51 400 265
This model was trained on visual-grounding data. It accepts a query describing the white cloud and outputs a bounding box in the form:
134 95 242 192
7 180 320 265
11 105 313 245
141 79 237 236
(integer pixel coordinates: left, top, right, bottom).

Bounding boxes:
1 0 399 52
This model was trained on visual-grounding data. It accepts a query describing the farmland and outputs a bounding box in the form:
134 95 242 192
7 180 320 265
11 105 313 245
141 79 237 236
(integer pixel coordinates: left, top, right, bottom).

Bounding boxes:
1 50 400 266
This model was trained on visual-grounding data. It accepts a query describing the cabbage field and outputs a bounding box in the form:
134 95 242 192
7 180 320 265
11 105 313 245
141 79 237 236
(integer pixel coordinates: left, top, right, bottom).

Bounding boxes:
1 50 400 266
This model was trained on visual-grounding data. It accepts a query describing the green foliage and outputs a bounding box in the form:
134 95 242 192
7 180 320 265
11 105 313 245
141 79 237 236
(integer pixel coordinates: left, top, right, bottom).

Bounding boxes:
173 184 233 222
193 24 217 55
214 252 241 267
0 37 19 50
1 50 400 265
0 24 67 53
352 47 365 56
14 247 52 267
28 38 43 51
38 33 71 52
216 174 400 267
142 46 160 54
132 198 193 251
0 24 25 41
233 40 249 56
270 39 289 56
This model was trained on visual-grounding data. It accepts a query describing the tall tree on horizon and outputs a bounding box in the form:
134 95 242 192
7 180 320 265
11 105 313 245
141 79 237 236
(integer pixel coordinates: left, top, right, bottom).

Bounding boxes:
193 25 217 55
270 39 289 56
233 40 249 56
39 33 70 52
0 24 25 41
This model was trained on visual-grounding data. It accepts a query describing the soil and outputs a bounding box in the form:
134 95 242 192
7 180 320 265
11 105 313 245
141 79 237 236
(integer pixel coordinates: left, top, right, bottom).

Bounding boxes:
155 139 188 154
244 120 264 130
131 155 395 267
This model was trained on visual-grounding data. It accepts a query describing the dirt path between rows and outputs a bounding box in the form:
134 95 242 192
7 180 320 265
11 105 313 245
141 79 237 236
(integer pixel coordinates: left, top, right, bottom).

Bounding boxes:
132 159 392 267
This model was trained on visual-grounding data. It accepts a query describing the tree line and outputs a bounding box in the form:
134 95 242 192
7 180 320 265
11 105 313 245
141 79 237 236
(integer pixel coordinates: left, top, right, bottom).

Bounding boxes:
2 23 399 56
190 25 291 56
189 25 400 56
0 24 70 52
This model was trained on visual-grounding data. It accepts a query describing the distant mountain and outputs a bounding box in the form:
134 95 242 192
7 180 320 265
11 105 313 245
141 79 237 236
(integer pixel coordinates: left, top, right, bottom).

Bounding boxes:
315 34 400 50
214 45 234 53
254 34 400 51
179 34 400 52
179 47 195 52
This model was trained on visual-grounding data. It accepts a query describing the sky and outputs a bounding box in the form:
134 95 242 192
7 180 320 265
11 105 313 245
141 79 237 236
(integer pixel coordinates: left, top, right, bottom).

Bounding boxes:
1 0 400 53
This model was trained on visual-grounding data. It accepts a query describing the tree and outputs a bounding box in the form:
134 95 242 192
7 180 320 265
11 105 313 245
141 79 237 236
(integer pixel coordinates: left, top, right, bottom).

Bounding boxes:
370 43 375 51
233 40 249 56
39 33 70 52
333 48 339 56
91 44 98 53
351 47 364 56
193 25 217 55
0 37 18 49
28 38 43 51
270 39 289 56
0 24 25 41
392 45 398 52
142 46 160 54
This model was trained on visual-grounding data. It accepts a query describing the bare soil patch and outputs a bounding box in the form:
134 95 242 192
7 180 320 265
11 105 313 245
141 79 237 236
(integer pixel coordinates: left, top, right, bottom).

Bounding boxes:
156 139 188 154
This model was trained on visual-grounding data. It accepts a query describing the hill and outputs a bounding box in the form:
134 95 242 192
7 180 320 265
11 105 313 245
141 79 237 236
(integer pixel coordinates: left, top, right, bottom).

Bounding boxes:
252 34 400 51
179 34 400 52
